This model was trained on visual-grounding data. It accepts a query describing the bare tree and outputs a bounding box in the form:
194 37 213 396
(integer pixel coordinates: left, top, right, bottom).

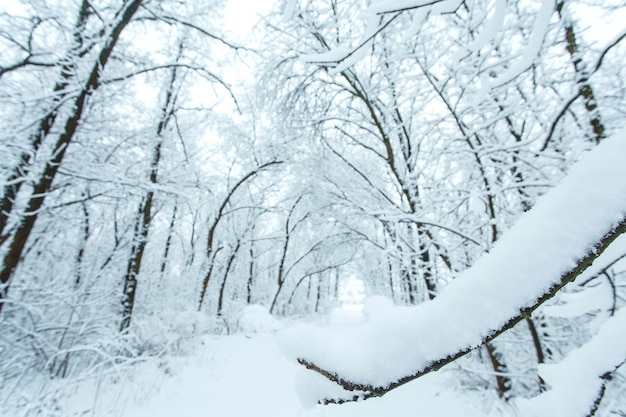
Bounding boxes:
0 0 144 316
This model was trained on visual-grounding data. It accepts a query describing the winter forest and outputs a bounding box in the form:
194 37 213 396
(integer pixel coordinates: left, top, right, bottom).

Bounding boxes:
1 0 626 415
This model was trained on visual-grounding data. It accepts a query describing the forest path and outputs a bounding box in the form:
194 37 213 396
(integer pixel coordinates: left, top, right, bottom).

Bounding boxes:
67 329 493 417
114 334 302 417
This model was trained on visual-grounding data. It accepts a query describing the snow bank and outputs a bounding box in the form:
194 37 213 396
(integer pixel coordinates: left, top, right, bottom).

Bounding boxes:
51 332 491 417
280 129 626 388
238 304 285 333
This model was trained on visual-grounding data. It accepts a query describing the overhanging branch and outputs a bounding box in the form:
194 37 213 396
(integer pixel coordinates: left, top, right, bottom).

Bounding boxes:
298 215 626 403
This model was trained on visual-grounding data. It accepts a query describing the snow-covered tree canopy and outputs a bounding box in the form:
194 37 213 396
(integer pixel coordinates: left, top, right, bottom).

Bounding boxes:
1 0 626 416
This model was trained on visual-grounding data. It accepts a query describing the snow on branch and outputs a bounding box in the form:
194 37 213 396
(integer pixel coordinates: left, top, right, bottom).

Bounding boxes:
300 0 463 69
517 307 626 417
282 129 626 403
368 0 462 15
490 0 555 88
301 0 558 89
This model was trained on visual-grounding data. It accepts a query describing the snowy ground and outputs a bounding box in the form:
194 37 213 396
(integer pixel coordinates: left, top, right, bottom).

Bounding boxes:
50 321 495 417
4 302 624 417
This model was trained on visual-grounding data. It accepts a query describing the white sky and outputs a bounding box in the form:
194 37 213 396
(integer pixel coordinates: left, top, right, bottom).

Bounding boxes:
222 0 278 41
574 3 626 46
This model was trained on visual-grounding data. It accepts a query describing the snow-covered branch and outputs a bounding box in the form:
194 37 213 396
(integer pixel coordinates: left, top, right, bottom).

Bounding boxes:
286 130 626 402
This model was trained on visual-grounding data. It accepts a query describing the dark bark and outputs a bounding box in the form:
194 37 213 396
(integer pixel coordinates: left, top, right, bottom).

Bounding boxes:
386 255 396 301
499 105 547 392
0 0 144 316
585 366 624 417
120 44 178 332
198 160 282 311
120 199 150 332
198 247 222 312
270 196 302 314
315 274 323 313
75 200 90 286
485 341 512 400
556 1 606 144
526 317 547 392
417 58 514 397
160 205 178 275
246 229 255 304
0 0 92 242
217 240 241 316
340 71 436 303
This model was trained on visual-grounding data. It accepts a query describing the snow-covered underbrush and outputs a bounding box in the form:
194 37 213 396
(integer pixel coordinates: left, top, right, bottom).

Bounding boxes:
0 308 506 417
2 296 625 417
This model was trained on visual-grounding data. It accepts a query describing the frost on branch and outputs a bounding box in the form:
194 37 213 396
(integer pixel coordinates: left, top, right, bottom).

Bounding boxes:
283 130 626 403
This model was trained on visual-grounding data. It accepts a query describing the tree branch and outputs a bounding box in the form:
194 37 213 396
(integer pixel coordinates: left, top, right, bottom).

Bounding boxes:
138 12 249 52
298 215 626 403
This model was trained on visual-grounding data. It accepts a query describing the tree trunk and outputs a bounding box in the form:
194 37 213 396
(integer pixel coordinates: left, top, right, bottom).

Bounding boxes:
270 196 301 314
556 1 606 144
418 60 514 399
120 48 178 332
0 0 144 316
160 204 178 275
246 236 255 304
484 341 512 400
0 0 92 242
199 161 282 311
217 240 241 316
75 200 90 286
